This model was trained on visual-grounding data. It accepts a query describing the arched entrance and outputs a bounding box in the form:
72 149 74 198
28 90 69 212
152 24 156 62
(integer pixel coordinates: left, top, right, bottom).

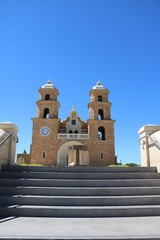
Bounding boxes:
57 141 83 166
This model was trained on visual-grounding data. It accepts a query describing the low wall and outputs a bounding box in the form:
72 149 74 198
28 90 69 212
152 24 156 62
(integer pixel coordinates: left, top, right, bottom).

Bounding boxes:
139 125 160 172
0 122 18 169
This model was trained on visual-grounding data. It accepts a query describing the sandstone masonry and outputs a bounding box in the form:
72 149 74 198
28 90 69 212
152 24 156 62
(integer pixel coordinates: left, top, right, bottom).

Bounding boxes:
29 80 116 166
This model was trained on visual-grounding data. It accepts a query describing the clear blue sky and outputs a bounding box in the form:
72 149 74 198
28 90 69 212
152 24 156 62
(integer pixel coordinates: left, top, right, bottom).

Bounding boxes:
0 0 160 164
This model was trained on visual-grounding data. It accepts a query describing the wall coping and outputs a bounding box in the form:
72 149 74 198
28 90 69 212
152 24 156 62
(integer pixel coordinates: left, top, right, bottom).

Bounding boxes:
138 124 160 135
0 122 18 132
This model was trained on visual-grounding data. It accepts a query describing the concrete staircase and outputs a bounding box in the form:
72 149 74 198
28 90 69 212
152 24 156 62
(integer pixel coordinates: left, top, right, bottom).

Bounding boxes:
1 165 160 218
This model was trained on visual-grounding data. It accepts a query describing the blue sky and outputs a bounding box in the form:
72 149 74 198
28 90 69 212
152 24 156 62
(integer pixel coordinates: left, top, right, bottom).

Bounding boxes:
0 0 160 164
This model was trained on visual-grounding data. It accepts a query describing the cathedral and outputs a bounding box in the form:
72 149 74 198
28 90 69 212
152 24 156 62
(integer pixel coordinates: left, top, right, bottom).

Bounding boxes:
28 80 116 166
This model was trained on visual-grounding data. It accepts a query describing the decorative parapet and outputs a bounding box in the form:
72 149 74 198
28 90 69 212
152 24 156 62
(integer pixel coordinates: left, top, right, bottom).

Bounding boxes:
138 125 160 172
58 134 89 139
0 122 18 168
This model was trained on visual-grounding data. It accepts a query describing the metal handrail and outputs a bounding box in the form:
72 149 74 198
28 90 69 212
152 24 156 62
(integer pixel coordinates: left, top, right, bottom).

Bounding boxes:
0 131 18 147
146 133 160 150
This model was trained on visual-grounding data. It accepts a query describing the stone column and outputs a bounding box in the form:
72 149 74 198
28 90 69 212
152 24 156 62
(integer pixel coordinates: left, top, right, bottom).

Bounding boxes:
79 145 89 166
68 145 77 166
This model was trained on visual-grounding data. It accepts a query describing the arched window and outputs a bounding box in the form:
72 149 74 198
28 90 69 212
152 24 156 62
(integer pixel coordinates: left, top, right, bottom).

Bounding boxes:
72 120 76 125
98 126 105 141
44 108 49 118
45 94 50 100
69 130 73 133
98 95 102 102
42 152 46 159
100 152 103 160
74 130 78 133
98 109 104 120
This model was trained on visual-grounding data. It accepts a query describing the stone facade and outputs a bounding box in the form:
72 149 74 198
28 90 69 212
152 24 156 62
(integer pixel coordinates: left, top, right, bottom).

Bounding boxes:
30 80 116 166
0 122 18 168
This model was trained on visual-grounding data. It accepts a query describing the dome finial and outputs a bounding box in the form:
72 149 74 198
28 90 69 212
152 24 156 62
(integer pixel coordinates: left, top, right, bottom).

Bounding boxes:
92 80 106 90
97 80 101 85
47 80 52 84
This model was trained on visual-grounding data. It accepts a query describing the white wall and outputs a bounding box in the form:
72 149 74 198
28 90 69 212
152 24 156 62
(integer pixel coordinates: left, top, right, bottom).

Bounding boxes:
139 125 160 172
0 122 18 169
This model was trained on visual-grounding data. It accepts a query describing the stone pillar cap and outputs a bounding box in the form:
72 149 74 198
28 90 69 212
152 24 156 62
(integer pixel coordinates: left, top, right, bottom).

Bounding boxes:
138 124 160 134
0 122 18 131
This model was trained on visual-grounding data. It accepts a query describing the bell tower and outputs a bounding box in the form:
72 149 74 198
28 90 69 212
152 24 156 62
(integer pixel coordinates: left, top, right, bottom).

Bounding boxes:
87 81 116 165
36 80 60 119
31 80 60 165
88 81 111 121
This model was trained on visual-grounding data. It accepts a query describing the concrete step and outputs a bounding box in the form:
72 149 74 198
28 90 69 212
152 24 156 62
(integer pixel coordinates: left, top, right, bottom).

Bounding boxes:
0 165 160 219
1 195 160 206
1 205 160 217
1 186 160 196
1 178 160 187
0 171 160 179
2 165 157 173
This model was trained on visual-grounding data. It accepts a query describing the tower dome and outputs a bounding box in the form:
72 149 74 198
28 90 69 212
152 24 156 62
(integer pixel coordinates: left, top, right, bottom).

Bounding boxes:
92 81 106 90
41 80 55 88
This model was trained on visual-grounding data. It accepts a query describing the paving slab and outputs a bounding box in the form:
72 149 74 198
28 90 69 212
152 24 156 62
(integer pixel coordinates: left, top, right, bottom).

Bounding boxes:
0 216 160 239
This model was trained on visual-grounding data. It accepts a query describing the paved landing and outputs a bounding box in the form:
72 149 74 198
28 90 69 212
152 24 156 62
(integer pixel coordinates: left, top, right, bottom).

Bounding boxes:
0 216 160 239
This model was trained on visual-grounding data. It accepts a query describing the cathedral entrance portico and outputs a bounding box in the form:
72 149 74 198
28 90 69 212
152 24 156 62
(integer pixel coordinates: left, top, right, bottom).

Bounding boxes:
57 141 83 166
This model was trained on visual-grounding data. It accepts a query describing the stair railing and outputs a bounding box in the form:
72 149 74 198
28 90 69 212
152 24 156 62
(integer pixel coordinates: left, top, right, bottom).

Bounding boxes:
0 131 18 147
146 133 160 150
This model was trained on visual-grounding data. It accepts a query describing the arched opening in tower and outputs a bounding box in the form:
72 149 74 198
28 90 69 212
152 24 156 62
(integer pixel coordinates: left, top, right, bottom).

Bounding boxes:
98 126 105 140
44 108 50 118
98 109 104 120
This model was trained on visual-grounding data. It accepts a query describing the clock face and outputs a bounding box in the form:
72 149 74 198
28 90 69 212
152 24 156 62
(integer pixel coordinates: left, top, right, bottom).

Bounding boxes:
40 126 50 136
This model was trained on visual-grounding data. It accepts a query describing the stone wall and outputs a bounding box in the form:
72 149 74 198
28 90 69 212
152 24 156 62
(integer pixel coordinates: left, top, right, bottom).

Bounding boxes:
17 154 31 165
